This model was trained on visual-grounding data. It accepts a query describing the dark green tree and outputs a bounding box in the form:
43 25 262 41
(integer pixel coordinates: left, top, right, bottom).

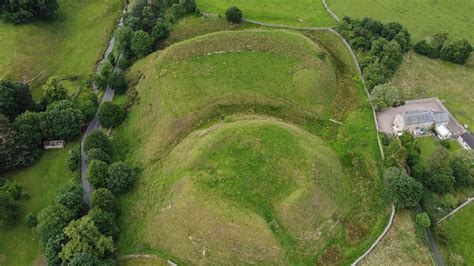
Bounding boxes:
69 253 100 266
0 80 35 121
450 157 471 187
67 145 81 172
91 188 116 213
0 191 19 227
107 162 133 194
387 171 423 208
88 160 109 189
0 0 59 24
46 100 84 140
99 102 126 129
88 208 119 239
225 7 242 24
40 77 70 106
86 148 111 164
84 130 112 155
108 72 127 94
440 38 472 64
131 30 153 58
152 18 170 41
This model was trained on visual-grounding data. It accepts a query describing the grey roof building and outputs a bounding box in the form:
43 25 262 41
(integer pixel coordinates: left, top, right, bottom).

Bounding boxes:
393 110 450 133
459 132 474 149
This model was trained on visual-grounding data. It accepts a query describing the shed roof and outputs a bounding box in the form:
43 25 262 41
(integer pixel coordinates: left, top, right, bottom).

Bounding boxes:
460 132 474 148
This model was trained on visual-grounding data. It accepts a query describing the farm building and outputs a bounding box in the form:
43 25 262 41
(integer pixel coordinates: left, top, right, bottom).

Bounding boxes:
435 125 453 140
458 132 474 150
393 110 449 134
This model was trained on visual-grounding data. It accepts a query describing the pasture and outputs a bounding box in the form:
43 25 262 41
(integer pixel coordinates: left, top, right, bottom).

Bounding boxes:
327 0 474 42
0 0 123 99
439 203 474 265
113 29 386 264
0 142 78 266
197 0 335 27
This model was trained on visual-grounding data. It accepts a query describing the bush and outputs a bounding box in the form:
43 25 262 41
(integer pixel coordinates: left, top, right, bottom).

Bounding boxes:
131 30 153 58
99 102 126 129
86 148 111 164
91 188 116 213
40 77 70 106
107 162 133 194
415 212 431 228
88 160 109 189
225 7 242 24
440 140 451 149
440 39 472 64
84 130 112 155
440 194 458 209
25 212 38 228
67 145 81 172
0 191 19 227
414 40 439 59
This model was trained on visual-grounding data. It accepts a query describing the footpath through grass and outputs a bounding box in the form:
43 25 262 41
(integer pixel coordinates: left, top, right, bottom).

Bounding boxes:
0 142 78 266
197 0 335 27
0 0 123 99
327 0 474 42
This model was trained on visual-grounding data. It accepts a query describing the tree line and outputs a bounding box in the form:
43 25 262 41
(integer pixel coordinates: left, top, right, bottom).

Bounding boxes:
337 17 411 91
0 0 59 24
414 32 472 65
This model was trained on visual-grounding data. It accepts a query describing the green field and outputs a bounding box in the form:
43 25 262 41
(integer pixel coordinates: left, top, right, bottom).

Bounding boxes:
327 0 474 42
113 29 386 264
392 52 474 129
0 142 78 266
197 0 335 27
0 0 123 98
439 204 474 265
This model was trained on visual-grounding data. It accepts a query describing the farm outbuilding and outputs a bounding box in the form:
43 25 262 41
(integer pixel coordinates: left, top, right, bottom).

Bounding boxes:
44 140 65 149
435 125 452 140
458 132 474 150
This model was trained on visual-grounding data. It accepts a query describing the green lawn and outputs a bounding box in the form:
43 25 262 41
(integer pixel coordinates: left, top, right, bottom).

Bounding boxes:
439 203 474 265
197 0 335 27
0 0 123 99
327 0 474 42
113 29 386 264
0 141 79 266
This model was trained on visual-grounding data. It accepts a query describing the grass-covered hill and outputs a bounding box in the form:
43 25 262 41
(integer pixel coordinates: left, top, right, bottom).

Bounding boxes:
197 0 335 27
113 29 386 264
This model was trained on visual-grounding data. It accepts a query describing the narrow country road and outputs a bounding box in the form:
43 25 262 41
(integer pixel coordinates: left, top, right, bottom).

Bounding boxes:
80 8 125 205
417 205 445 266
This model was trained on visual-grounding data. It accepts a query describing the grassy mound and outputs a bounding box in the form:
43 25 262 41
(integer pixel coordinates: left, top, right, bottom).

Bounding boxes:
115 30 386 264
197 0 335 27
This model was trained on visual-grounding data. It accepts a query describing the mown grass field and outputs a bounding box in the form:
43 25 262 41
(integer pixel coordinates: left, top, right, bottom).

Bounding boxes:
0 142 78 266
439 203 474 265
0 0 123 99
197 0 335 27
327 0 474 42
113 29 386 264
361 210 432 265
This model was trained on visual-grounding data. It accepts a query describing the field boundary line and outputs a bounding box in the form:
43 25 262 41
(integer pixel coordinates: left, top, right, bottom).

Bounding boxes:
437 197 474 224
321 0 340 22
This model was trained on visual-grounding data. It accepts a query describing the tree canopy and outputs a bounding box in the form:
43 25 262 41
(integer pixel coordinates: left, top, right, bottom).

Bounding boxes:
0 0 59 24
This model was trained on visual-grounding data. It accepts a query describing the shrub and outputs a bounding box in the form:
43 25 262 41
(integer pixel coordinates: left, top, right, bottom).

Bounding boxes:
107 162 133 194
225 7 243 24
440 194 458 209
25 212 38 228
415 212 431 228
88 160 109 189
131 30 153 58
414 40 439 59
436 226 452 244
67 145 81 172
440 39 472 64
108 72 127 94
91 188 116 213
86 148 111 164
384 139 407 168
170 3 186 19
99 102 126 129
84 130 112 155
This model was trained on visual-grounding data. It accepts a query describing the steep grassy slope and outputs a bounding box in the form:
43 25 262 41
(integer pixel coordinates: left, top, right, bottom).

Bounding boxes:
197 0 335 27
0 0 123 98
113 30 386 264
